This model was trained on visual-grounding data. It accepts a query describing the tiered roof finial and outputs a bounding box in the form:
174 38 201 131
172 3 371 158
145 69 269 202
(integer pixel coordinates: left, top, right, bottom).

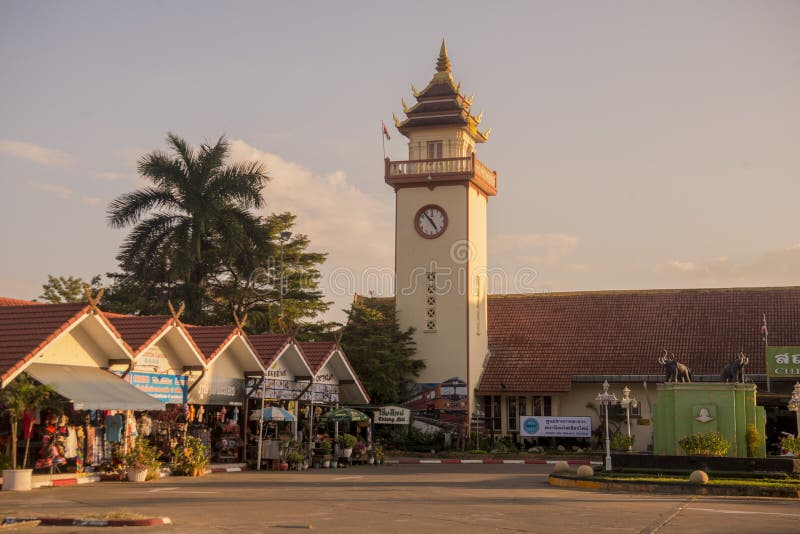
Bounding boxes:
436 39 451 73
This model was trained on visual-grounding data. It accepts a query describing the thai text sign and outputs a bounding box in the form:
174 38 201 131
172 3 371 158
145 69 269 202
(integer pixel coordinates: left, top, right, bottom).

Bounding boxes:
766 347 800 378
374 406 411 425
126 372 187 404
519 416 592 438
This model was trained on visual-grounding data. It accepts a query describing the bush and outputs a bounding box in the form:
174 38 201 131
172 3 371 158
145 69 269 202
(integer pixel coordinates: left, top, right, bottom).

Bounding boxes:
172 436 209 476
678 431 730 456
610 432 634 451
338 433 357 449
746 424 761 457
781 435 800 455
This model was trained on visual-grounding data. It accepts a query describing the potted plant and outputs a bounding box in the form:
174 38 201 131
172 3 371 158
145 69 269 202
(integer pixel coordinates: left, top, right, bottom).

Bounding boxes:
287 450 304 471
0 374 53 491
172 436 209 477
125 439 161 482
352 440 367 462
322 454 332 468
374 443 384 465
338 433 357 458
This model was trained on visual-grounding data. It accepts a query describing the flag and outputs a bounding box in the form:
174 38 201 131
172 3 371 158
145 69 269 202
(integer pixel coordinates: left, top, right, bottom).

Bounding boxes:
382 121 391 141
760 314 768 343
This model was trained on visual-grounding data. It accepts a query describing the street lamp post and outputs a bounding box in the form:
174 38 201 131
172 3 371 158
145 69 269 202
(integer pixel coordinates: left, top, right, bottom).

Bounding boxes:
788 382 800 437
278 231 292 317
619 386 638 452
596 381 618 471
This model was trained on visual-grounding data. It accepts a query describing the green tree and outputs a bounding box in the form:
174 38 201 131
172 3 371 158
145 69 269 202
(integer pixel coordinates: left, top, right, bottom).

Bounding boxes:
0 374 53 469
107 133 269 323
210 212 330 332
339 296 423 404
39 275 102 303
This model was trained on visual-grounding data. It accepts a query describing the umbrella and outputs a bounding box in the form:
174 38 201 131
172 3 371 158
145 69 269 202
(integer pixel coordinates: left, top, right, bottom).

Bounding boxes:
319 407 369 423
249 406 296 422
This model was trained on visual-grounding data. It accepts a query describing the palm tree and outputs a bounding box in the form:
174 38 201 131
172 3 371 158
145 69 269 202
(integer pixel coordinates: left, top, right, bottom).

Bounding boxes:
0 374 53 470
108 133 270 322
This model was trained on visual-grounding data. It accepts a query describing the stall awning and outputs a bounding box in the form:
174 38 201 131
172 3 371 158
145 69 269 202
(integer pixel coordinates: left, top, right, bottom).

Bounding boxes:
26 364 165 411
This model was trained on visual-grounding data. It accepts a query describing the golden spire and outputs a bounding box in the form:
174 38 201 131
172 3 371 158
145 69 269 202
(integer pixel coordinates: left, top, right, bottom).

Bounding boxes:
436 38 451 73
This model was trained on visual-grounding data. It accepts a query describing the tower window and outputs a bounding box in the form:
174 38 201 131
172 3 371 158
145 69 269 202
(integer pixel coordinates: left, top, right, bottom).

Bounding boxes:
425 271 437 332
427 141 443 159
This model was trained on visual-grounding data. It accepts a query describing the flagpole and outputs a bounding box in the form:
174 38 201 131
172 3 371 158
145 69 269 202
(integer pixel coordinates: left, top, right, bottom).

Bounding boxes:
381 121 386 159
764 313 771 392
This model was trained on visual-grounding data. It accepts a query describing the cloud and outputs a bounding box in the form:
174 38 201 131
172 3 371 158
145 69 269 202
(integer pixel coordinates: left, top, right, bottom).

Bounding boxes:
81 196 103 207
0 139 73 167
227 139 394 315
663 244 800 286
92 171 129 181
32 182 73 199
490 233 579 266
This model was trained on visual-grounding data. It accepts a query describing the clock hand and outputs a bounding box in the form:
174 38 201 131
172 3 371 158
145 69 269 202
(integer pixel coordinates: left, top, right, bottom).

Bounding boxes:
424 212 438 231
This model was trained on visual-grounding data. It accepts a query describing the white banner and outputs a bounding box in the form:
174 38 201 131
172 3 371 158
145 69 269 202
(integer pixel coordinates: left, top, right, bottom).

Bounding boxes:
374 406 411 425
519 416 591 437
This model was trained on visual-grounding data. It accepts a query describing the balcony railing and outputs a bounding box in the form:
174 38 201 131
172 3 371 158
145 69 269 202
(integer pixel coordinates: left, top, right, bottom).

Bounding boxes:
385 154 497 193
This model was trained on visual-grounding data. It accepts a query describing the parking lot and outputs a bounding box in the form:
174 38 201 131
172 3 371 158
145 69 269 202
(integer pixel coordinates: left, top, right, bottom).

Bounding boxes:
1 464 798 533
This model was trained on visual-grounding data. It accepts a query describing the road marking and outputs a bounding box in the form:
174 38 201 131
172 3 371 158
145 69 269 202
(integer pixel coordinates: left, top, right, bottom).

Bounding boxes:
688 507 800 518
147 488 218 494
333 476 363 481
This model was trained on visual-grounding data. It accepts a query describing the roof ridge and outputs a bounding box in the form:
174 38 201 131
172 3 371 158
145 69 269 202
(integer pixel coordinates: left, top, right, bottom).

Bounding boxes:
489 286 800 299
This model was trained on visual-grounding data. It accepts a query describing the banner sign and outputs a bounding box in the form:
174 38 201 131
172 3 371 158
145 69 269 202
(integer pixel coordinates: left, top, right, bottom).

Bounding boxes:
125 372 187 404
519 416 592 438
374 406 411 425
766 347 800 378
188 377 245 406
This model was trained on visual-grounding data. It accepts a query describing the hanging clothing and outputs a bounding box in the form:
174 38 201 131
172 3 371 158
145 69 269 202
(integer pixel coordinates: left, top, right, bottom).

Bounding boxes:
64 427 78 458
105 413 124 443
138 414 152 437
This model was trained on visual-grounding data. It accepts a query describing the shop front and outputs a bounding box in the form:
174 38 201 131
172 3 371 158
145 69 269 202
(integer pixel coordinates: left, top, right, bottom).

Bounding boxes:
187 326 264 463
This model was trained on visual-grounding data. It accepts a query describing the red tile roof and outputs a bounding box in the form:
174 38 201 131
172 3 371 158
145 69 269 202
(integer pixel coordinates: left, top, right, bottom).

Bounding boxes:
0 303 89 383
248 334 292 368
186 325 237 361
108 315 172 355
479 287 800 394
0 297 42 306
299 341 337 373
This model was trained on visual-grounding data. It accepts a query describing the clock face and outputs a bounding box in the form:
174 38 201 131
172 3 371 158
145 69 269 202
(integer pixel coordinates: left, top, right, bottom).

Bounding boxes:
415 205 448 239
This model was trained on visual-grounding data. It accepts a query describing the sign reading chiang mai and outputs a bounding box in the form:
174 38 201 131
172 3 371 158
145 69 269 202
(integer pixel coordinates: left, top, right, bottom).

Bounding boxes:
374 406 411 425
766 347 800 378
519 416 592 438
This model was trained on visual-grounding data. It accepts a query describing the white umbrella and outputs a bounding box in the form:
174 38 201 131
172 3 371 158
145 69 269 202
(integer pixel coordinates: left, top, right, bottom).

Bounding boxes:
249 406 295 422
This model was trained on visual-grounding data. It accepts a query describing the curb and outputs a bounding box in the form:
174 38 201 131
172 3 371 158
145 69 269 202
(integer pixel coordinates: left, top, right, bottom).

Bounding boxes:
548 474 800 498
208 466 247 474
31 475 102 489
390 458 600 466
4 517 172 527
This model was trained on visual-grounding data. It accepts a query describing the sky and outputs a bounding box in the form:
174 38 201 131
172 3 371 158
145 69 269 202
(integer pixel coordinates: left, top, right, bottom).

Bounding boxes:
1 1 798 322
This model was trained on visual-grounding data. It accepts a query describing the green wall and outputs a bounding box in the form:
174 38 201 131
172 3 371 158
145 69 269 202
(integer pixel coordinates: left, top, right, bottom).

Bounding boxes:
653 383 766 457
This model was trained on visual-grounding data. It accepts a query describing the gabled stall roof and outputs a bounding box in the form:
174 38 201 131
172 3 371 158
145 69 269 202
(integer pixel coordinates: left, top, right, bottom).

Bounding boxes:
108 314 206 369
249 334 313 378
0 302 133 387
188 325 264 373
299 341 370 404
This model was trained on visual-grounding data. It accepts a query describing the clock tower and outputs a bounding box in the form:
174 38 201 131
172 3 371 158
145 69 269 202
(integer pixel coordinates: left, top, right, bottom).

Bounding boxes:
385 41 497 418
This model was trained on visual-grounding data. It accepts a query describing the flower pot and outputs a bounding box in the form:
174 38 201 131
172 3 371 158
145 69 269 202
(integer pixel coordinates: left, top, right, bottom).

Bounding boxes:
127 467 149 483
330 459 338 468
367 457 375 465
322 460 330 468
341 448 353 458
279 462 289 471
2 469 33 491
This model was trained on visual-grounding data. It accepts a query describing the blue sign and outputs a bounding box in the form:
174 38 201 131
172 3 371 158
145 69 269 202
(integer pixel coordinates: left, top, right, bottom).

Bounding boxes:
523 418 540 434
519 416 591 438
124 372 188 404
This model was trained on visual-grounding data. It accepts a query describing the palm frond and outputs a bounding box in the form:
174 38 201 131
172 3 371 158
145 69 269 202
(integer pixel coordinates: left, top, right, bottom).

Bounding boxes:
107 187 181 228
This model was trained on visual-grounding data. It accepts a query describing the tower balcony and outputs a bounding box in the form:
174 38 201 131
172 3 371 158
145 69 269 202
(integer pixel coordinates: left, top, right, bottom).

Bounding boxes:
385 153 497 196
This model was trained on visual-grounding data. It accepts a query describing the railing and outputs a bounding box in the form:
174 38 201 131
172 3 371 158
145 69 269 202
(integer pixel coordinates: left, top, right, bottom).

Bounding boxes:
388 156 472 177
386 154 497 190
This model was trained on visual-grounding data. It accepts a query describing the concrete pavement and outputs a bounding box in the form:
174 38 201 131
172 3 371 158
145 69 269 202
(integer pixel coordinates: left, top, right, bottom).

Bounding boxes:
0 464 797 533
